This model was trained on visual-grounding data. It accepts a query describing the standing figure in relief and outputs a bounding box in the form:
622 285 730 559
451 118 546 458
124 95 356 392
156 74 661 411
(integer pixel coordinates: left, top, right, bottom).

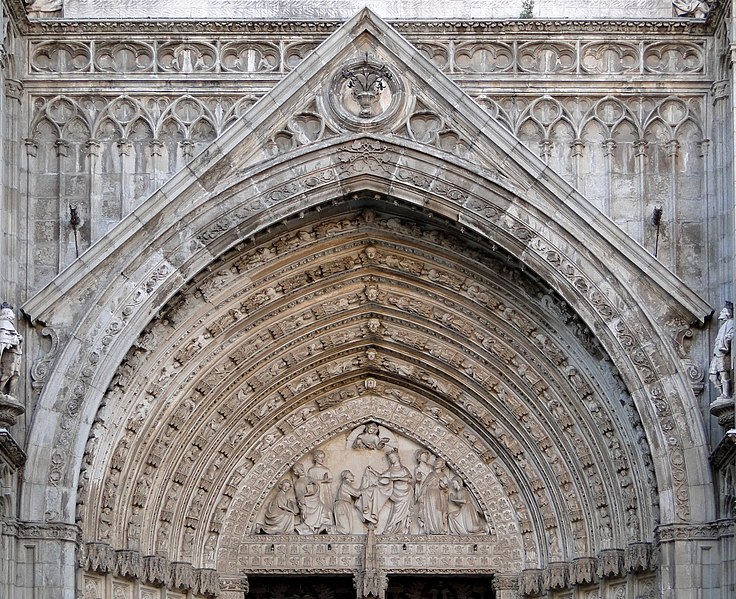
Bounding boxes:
292 463 327 534
333 470 362 534
447 478 487 535
378 449 414 534
710 302 734 400
257 480 299 534
353 422 390 450
308 450 335 527
413 449 434 522
419 458 450 534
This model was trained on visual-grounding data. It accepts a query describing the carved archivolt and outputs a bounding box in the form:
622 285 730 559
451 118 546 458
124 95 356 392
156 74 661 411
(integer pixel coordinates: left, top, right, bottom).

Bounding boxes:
71 207 661 579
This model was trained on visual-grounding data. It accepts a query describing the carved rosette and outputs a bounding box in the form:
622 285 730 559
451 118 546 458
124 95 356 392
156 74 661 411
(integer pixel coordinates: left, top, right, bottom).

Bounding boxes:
323 56 406 132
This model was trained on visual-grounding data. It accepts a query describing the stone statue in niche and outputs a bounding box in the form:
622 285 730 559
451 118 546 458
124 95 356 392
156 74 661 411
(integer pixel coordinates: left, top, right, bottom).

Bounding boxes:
0 303 22 401
709 302 734 400
255 422 490 535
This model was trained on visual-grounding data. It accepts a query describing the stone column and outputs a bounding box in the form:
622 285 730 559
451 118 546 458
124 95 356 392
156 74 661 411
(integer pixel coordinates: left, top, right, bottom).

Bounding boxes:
220 575 249 599
0 429 24 599
15 522 79 599
492 573 519 599
658 522 730 599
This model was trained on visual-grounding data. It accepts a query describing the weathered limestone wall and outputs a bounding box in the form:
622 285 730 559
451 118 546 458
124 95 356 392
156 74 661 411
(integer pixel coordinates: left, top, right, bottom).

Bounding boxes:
19 21 714 298
60 0 677 20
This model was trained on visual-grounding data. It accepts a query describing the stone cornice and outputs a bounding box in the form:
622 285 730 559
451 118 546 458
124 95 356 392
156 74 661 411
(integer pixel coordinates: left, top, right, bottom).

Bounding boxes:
15 18 710 38
6 521 82 542
656 520 735 542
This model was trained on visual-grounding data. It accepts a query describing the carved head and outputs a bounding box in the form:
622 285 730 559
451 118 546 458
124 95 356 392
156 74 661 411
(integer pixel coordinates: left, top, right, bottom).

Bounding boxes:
278 480 292 492
312 450 325 465
386 449 400 464
292 464 306 477
341 470 354 482
0 303 15 324
721 301 734 320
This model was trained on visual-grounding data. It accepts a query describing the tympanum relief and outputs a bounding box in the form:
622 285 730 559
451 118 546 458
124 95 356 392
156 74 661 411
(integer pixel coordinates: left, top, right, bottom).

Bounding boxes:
255 423 489 536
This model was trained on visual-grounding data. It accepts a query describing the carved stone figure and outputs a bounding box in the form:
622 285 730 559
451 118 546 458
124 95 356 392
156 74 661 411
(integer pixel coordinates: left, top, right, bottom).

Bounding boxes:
0 303 22 399
413 449 433 499
352 422 389 450
418 458 450 534
25 0 62 17
308 449 334 527
672 0 711 18
292 463 328 534
333 470 361 534
447 478 488 534
378 450 414 534
256 479 298 534
709 302 733 400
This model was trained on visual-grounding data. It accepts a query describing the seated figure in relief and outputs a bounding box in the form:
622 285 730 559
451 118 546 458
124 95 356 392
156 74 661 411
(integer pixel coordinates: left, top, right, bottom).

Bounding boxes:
447 478 488 535
352 422 390 450
257 479 299 534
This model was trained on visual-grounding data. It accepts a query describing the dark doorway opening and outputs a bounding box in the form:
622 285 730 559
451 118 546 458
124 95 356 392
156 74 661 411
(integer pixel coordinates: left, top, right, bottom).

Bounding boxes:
386 576 496 599
248 575 356 599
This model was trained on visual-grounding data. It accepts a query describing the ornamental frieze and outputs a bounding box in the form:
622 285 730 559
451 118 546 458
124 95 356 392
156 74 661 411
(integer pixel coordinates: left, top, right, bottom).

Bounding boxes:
27 37 707 77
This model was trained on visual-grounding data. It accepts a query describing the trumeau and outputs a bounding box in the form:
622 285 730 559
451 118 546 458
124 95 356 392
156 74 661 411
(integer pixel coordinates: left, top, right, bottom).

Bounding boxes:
60 0 676 20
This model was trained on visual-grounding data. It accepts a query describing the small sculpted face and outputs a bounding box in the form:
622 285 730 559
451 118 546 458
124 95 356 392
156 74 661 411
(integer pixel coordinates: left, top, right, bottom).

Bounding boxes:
280 480 292 492
292 464 305 477
720 308 731 321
